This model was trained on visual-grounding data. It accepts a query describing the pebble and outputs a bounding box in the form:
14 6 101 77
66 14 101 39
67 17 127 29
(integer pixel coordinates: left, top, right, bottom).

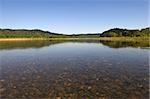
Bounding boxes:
0 79 5 82
87 86 92 90
13 86 16 89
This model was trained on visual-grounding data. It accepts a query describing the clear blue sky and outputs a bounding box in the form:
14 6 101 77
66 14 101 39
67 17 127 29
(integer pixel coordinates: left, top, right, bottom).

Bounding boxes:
0 0 149 34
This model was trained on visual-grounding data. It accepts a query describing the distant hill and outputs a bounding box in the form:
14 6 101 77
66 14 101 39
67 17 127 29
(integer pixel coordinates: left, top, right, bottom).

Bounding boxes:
0 27 149 38
0 29 65 38
100 28 150 37
0 28 100 38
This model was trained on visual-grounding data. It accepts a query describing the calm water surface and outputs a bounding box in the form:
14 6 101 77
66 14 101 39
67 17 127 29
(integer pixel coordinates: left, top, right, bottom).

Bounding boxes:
0 41 149 99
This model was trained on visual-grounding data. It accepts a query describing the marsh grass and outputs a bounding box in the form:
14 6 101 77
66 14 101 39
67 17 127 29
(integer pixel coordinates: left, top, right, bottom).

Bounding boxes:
0 37 149 42
98 37 149 42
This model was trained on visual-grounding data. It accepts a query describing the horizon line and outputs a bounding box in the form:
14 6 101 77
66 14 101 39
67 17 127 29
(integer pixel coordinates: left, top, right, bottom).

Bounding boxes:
0 27 149 35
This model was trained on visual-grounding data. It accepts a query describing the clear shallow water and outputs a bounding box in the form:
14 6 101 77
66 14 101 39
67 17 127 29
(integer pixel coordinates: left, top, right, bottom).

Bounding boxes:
0 41 149 99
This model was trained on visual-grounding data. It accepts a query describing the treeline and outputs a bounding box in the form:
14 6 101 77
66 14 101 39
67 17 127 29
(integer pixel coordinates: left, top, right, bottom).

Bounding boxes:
0 29 100 38
0 29 66 38
100 28 150 37
0 27 149 38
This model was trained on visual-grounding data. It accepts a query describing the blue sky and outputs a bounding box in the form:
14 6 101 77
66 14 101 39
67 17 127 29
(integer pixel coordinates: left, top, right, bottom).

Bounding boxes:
0 0 149 34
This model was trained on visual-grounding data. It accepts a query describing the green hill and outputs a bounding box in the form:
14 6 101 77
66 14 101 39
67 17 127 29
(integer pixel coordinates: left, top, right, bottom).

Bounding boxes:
0 27 149 38
0 29 66 38
100 28 150 37
0 29 100 38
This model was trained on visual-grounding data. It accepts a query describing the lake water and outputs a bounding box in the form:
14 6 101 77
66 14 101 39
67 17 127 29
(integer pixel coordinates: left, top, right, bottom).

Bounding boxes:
0 41 149 99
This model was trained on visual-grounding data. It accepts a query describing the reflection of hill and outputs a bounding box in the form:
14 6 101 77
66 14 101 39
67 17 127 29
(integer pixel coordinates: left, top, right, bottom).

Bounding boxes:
0 40 149 50
0 41 65 50
100 40 149 48
0 40 101 50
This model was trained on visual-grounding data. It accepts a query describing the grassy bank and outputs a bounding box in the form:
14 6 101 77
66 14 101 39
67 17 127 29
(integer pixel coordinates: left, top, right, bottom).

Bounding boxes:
0 38 48 41
99 37 149 42
0 37 149 42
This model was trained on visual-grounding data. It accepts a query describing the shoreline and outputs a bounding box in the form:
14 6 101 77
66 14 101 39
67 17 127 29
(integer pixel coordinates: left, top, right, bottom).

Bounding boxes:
0 37 149 42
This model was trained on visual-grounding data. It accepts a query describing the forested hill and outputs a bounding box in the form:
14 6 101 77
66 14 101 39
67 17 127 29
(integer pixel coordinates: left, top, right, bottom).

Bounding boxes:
0 29 65 38
100 28 150 37
0 27 149 38
0 28 100 38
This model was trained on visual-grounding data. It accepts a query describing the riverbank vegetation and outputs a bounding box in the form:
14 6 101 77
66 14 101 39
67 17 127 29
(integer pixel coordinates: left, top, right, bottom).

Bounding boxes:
0 37 149 42
0 28 149 40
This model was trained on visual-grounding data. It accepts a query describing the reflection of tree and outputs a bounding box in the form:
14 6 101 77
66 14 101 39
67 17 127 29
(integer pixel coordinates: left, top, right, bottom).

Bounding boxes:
0 41 99 50
0 40 149 50
100 40 149 48
0 41 65 50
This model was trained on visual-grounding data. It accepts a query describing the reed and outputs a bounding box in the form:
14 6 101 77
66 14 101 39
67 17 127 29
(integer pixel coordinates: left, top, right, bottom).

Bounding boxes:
0 37 149 42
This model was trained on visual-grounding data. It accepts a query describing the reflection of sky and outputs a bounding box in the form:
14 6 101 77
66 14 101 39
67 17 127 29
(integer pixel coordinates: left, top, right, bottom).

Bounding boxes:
1 0 148 34
0 42 148 67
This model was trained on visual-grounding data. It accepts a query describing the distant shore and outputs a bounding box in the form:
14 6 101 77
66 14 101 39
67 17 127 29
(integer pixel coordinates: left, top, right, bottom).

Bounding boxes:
0 37 149 42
